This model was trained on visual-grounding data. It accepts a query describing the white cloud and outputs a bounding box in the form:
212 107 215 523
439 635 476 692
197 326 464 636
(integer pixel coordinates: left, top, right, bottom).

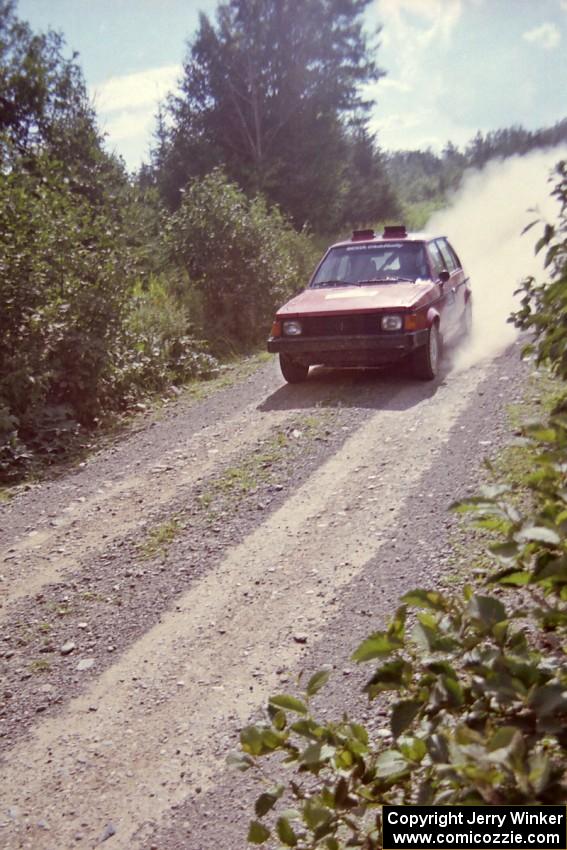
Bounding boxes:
91 64 181 114
374 0 462 101
101 108 154 144
522 22 561 50
90 65 182 170
377 77 413 92
376 0 463 49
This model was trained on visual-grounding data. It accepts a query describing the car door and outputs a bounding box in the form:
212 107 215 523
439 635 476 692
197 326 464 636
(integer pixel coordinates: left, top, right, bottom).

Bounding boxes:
436 238 467 337
427 240 458 337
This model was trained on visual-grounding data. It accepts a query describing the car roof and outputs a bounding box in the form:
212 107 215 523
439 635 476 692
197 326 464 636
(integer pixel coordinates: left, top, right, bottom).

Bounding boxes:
330 231 439 249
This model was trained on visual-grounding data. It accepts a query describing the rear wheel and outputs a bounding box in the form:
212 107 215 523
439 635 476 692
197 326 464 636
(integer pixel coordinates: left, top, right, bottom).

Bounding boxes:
279 353 309 383
411 323 439 380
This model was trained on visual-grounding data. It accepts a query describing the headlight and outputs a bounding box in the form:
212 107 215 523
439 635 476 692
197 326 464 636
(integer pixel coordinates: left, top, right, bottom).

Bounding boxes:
283 320 303 336
380 314 403 331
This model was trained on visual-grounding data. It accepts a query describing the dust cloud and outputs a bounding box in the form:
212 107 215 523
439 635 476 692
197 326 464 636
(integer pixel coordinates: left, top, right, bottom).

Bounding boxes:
426 147 567 371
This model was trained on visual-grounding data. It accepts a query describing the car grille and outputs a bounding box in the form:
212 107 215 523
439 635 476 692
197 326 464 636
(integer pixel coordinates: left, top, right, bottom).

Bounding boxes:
301 314 381 337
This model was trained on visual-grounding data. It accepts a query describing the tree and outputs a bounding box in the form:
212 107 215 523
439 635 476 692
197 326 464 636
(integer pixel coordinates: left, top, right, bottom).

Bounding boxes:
166 169 318 352
155 0 391 231
0 0 100 169
340 120 400 227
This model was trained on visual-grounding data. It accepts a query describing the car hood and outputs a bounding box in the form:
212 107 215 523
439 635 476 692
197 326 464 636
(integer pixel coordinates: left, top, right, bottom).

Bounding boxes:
276 281 436 317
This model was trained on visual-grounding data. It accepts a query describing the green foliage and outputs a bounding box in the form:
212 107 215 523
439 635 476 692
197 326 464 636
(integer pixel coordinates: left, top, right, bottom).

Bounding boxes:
233 162 567 845
0 0 100 168
512 160 567 378
0 153 136 476
167 169 319 353
118 275 218 396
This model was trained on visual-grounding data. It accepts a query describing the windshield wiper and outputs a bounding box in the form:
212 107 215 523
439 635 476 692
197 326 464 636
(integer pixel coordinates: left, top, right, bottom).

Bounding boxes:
356 276 415 285
311 279 361 288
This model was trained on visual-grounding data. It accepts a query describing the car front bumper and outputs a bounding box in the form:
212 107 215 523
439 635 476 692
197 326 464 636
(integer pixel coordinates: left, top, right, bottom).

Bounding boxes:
267 330 429 366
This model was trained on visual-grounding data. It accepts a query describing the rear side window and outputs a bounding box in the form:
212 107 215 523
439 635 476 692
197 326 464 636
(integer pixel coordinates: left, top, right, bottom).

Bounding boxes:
436 238 463 273
435 239 457 273
427 241 445 278
445 240 462 269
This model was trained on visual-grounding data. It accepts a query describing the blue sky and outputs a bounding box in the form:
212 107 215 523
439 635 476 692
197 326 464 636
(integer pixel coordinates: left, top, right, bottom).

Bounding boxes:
16 0 567 171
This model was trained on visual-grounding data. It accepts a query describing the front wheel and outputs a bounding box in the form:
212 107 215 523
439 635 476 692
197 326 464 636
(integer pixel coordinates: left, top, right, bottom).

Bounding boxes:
411 324 439 380
279 353 309 383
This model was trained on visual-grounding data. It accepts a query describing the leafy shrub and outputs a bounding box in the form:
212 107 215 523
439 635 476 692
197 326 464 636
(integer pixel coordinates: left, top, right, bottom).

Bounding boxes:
234 160 567 844
113 275 218 398
0 155 138 474
167 169 319 354
513 161 567 377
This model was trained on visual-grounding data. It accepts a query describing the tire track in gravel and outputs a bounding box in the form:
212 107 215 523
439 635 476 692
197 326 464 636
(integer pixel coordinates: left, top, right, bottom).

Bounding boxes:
0 358 353 618
0 364 414 748
0 349 505 850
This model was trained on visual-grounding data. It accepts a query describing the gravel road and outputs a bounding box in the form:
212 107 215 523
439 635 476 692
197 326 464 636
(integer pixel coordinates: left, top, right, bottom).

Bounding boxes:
0 342 530 849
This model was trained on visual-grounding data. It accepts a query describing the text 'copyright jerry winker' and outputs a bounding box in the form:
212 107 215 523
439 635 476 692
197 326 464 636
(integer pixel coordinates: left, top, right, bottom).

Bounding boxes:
382 806 567 850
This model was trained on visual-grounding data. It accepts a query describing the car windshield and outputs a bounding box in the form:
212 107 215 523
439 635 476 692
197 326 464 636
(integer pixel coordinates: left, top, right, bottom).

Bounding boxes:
310 242 429 287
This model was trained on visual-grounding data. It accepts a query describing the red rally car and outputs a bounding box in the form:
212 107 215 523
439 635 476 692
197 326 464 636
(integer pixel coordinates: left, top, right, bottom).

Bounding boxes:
268 225 472 383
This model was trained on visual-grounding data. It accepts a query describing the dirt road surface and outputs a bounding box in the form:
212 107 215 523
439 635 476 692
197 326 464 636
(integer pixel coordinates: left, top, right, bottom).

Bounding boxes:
0 343 530 849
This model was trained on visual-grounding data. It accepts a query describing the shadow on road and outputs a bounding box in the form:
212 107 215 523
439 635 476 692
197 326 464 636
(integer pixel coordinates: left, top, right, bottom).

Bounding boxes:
258 357 454 413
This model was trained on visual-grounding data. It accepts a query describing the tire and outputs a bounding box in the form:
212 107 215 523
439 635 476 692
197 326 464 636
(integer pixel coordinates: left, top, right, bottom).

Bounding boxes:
279 353 309 383
411 323 439 380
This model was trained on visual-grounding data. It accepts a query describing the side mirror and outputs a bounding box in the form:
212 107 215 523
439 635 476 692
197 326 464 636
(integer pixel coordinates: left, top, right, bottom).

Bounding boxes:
439 269 450 283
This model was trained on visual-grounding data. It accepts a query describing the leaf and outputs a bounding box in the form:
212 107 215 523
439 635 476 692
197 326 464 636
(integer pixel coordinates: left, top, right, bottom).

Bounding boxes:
248 820 270 844
304 799 332 828
273 710 287 731
521 218 541 235
412 621 459 653
352 632 401 663
290 718 321 739
529 683 567 718
277 816 298 847
515 526 561 545
534 223 555 255
388 606 407 640
467 595 507 628
269 694 308 715
375 749 408 778
364 659 412 699
489 568 531 586
399 737 427 763
489 542 520 562
334 777 350 808
349 722 369 745
226 751 253 771
240 725 264 755
306 669 330 697
391 700 421 738
528 752 552 795
427 733 449 764
255 787 284 817
401 589 447 612
301 743 335 765
261 727 287 750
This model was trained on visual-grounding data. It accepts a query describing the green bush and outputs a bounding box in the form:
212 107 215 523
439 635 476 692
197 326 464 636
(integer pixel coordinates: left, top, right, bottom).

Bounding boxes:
0 156 137 476
114 275 218 398
167 169 319 354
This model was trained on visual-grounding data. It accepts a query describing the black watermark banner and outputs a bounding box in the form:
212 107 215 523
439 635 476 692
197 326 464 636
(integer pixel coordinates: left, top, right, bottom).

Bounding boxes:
383 806 567 849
